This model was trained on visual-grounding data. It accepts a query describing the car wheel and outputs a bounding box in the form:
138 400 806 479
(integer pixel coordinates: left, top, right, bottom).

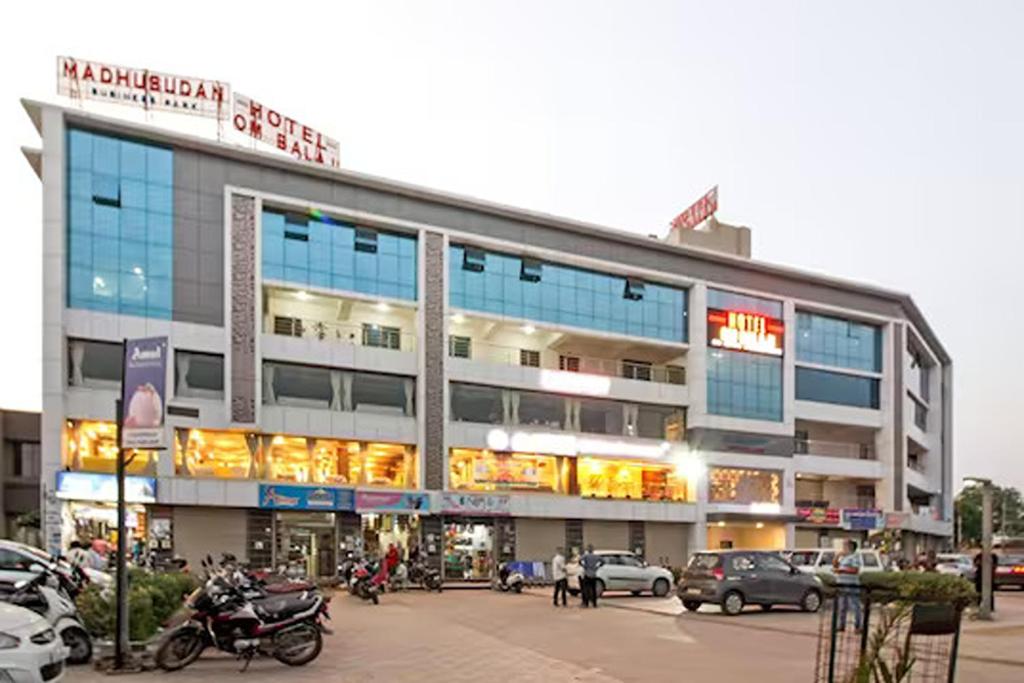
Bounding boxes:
759 604 773 612
722 590 744 616
595 579 605 598
62 626 93 665
801 589 822 613
682 599 701 612
631 590 642 596
652 578 670 597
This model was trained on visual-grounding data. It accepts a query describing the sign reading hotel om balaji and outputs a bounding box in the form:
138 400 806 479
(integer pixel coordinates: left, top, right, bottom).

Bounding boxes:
232 93 340 168
707 309 784 356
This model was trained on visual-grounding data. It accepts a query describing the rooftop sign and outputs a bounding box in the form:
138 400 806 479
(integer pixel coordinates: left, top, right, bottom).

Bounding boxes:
233 93 340 168
671 185 718 231
57 56 229 118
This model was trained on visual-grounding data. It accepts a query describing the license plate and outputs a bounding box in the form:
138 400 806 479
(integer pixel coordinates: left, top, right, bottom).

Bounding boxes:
686 588 701 595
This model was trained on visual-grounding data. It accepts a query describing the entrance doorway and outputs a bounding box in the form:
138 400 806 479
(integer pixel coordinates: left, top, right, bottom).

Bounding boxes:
361 514 421 560
275 511 336 578
443 519 494 581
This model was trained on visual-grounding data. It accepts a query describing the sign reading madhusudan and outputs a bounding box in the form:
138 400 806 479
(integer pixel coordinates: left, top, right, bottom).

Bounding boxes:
57 56 229 118
232 93 340 168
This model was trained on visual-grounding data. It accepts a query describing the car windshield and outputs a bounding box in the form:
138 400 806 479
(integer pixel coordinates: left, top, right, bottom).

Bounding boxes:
788 551 819 566
999 555 1024 565
688 554 720 570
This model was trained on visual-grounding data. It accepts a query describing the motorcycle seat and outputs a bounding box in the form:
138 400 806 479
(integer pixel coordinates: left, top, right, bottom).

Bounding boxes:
254 595 319 621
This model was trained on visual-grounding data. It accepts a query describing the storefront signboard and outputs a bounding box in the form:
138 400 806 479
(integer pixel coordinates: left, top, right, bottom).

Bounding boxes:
439 492 511 516
796 507 840 525
885 512 909 529
258 484 354 511
355 491 431 514
121 337 168 449
670 186 718 231
232 93 340 168
842 508 883 531
57 56 229 118
55 472 157 504
707 309 784 356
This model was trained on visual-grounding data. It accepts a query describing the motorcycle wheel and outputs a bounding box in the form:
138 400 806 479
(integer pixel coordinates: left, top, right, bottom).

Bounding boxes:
371 592 380 605
513 583 523 594
155 628 206 671
62 626 92 665
274 624 323 667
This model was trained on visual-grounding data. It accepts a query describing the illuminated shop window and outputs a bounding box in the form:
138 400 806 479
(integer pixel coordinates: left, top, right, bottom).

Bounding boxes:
577 458 692 502
64 420 156 475
264 437 417 488
175 429 257 479
708 467 781 505
449 449 568 494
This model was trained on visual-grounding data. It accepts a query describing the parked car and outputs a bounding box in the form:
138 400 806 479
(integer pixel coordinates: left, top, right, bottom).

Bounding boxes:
0 601 68 682
591 551 674 597
781 548 885 575
935 553 976 581
678 550 823 616
0 540 112 596
995 555 1024 590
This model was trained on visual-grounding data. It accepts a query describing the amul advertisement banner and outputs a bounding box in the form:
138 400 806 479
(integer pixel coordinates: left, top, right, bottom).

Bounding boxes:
121 337 168 449
57 56 229 118
232 93 340 168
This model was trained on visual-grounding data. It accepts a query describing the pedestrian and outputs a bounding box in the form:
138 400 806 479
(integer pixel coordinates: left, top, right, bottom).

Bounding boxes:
66 540 90 569
551 546 567 607
386 544 400 573
580 545 604 608
834 540 863 632
973 552 996 613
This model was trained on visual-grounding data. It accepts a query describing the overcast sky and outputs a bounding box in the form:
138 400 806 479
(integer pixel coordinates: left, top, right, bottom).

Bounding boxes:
2 1 1021 490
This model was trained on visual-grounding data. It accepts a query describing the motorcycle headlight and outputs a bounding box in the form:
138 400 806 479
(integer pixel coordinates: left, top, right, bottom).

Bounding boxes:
0 632 21 649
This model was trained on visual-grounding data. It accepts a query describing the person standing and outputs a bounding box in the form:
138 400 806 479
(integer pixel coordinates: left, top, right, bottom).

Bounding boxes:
834 540 863 631
973 551 996 613
580 545 604 608
551 547 567 607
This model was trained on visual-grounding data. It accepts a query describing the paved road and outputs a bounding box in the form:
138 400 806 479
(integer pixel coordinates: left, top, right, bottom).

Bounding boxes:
67 588 1024 682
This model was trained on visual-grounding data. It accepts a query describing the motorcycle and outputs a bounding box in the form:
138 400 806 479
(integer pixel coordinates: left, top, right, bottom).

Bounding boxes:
351 559 388 605
155 559 329 671
0 571 93 664
408 561 443 592
493 562 524 593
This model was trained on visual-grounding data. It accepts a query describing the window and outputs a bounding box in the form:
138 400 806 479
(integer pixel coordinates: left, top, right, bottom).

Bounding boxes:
912 395 928 430
517 391 565 429
856 485 876 509
64 420 155 475
263 362 414 415
273 315 304 337
10 442 40 479
68 339 122 387
450 384 504 424
796 312 881 372
520 349 540 368
175 429 255 478
636 405 685 441
578 458 692 502
730 555 756 572
707 349 783 421
449 245 687 343
559 355 580 372
796 367 879 409
352 372 415 416
620 554 644 568
267 363 333 407
362 324 401 350
622 360 652 381
262 209 416 300
709 467 781 505
578 398 626 435
862 553 880 568
175 351 224 399
624 278 645 301
449 335 472 359
708 289 783 318
665 365 686 385
520 258 542 282
449 448 568 493
0 549 35 571
757 555 792 572
67 129 173 318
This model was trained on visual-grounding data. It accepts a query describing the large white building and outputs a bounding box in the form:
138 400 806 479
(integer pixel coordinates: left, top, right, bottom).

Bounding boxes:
23 98 952 579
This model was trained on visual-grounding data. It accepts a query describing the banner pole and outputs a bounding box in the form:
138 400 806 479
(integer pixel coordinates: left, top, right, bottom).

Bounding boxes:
115 339 129 669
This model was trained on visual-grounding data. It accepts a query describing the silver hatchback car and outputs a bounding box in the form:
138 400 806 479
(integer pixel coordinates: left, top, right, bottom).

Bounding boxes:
678 550 823 616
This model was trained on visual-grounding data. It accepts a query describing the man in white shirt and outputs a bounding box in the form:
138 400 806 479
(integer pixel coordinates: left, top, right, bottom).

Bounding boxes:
552 547 567 607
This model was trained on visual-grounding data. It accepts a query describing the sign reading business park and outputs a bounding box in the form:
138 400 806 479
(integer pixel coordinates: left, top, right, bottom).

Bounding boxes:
707 309 784 357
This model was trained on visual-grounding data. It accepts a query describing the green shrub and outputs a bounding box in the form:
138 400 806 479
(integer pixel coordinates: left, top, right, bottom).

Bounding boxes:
74 571 198 642
860 572 976 608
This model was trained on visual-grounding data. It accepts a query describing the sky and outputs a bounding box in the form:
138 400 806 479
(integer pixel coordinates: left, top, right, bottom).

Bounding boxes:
1 1 1022 490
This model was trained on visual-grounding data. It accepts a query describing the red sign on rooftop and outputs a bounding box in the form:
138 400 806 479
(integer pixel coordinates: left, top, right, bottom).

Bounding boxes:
671 186 718 231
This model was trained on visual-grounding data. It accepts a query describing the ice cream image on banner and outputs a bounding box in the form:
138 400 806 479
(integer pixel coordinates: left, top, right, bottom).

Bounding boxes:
124 382 163 428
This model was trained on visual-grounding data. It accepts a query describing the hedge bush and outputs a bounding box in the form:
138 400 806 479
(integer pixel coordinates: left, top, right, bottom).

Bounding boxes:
75 571 198 642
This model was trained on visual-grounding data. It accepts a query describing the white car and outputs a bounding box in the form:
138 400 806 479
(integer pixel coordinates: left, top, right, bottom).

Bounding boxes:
0 601 68 682
592 551 675 597
782 548 885 575
0 540 112 594
936 553 976 581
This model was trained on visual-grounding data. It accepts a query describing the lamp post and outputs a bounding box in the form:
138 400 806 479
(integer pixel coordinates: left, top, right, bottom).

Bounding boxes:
964 477 993 621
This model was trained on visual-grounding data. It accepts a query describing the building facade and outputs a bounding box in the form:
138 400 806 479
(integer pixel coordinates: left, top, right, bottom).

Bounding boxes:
24 99 953 578
0 410 41 542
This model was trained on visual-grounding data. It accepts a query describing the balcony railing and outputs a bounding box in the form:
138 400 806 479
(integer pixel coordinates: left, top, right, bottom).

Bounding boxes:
448 339 686 386
794 438 875 460
265 316 416 351
912 397 928 431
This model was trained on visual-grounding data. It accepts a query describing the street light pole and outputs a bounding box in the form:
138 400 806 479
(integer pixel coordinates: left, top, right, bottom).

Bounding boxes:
965 476 994 621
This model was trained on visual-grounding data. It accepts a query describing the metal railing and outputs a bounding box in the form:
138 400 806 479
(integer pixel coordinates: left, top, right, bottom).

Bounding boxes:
448 339 686 385
795 438 876 460
265 315 417 351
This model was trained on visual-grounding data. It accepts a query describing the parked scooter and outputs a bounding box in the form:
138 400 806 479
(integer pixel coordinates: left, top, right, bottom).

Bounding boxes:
0 571 92 664
351 559 388 604
493 562 524 593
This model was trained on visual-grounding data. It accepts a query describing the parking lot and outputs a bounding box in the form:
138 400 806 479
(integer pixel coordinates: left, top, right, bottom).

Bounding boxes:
67 588 1024 682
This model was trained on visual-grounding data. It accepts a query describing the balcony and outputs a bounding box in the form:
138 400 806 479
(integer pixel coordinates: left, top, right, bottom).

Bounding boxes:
794 438 875 460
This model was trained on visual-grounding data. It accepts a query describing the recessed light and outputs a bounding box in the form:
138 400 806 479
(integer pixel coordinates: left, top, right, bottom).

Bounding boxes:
451 314 465 324
717 521 726 528
375 302 391 312
132 266 143 276
295 290 311 301
755 522 765 529
522 325 536 335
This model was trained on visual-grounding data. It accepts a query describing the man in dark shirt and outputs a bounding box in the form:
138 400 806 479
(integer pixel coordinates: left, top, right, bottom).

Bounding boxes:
580 545 604 608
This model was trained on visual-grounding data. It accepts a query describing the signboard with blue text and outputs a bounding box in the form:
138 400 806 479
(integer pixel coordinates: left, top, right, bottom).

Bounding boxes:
842 508 883 531
55 472 157 504
121 337 168 449
355 491 431 514
258 484 354 511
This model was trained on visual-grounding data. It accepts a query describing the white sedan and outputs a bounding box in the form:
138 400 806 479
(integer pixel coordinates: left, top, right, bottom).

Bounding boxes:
592 551 675 597
0 601 68 682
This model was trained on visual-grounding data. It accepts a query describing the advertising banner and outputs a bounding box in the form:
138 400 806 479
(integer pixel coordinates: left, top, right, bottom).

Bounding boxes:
670 186 718 231
885 512 909 529
842 508 883 531
121 337 168 449
258 484 354 511
232 93 340 168
355 491 431 514
707 309 784 356
440 492 511 516
55 472 157 504
796 507 841 525
57 56 229 118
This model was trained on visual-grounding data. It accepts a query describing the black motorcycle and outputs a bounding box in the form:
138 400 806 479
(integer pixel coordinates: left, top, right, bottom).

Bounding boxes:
408 561 443 592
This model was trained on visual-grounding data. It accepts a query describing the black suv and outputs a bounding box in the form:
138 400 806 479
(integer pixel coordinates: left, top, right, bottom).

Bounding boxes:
678 550 823 616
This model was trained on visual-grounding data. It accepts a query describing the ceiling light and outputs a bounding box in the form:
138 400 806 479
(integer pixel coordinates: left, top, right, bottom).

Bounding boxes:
132 266 144 276
451 314 465 324
295 290 311 301
755 522 765 529
375 302 391 312
522 325 536 335
717 521 726 528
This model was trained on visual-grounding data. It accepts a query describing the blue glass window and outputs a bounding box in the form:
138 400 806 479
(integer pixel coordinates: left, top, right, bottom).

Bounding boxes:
796 367 879 409
66 129 173 319
448 245 687 343
796 312 881 372
707 288 783 318
706 349 783 421
262 209 416 301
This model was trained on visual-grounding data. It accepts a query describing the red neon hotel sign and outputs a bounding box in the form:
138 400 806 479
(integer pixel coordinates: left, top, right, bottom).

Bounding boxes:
707 309 784 356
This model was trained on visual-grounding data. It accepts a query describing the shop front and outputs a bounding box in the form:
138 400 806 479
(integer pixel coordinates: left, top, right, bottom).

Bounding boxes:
258 483 355 578
793 506 883 549
54 471 157 562
355 490 431 561
706 516 789 550
438 492 511 582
